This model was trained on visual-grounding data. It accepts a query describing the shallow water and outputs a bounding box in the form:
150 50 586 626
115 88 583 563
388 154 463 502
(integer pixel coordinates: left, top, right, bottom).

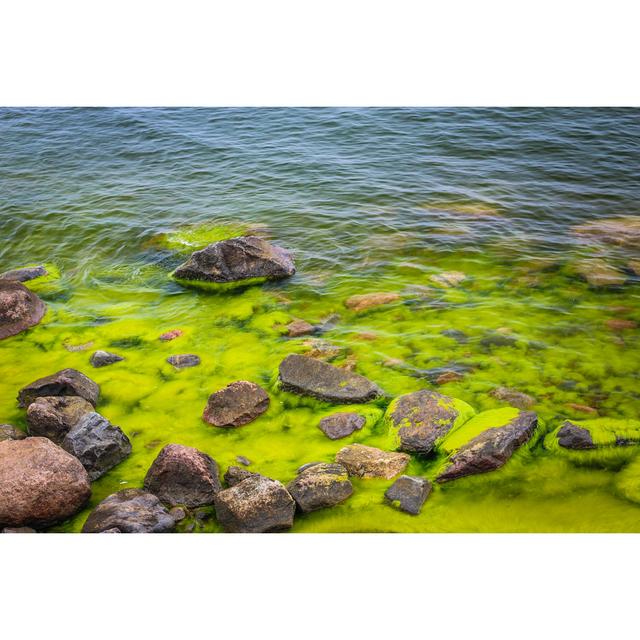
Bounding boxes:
1 107 639 532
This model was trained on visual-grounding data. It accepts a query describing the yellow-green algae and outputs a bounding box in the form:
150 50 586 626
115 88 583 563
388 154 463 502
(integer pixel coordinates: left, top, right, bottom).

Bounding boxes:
150 221 253 253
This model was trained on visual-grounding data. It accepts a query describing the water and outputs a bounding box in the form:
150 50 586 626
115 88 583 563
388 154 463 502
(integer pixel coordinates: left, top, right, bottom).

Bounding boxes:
1 107 639 532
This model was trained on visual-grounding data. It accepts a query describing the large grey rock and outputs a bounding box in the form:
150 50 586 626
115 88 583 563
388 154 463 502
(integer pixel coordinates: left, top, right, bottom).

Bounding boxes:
384 475 432 515
82 489 175 533
279 354 382 404
318 412 365 440
0 280 46 340
26 395 93 444
335 444 409 479
18 368 99 408
203 381 270 427
62 412 132 480
0 424 27 441
0 265 47 283
173 236 295 284
287 463 353 513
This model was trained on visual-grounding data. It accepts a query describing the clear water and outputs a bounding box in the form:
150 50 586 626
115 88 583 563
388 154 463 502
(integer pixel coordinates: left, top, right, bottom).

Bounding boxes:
1 107 639 532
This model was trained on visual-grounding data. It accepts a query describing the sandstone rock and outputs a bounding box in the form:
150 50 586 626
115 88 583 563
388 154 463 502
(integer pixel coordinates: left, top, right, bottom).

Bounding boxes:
0 437 91 528
0 280 46 340
90 350 124 367
18 368 100 408
62 412 132 480
557 421 595 449
167 354 201 369
287 463 353 513
168 506 187 522
300 338 344 361
173 236 295 284
318 412 365 440
26 395 94 444
384 475 432 515
279 354 382 403
344 292 400 312
203 381 270 427
0 424 27 441
224 465 261 487
0 265 47 282
335 444 409 479
213 475 296 533
159 329 183 341
490 386 536 409
286 319 316 337
82 489 175 533
143 444 221 507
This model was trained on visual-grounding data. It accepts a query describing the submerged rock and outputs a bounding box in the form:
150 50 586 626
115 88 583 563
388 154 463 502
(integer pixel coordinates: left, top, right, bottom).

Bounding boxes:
344 292 400 312
224 465 261 487
0 280 46 340
286 319 316 337
557 421 595 449
574 258 626 287
437 411 538 482
82 489 175 533
490 386 536 410
0 265 47 283
385 389 475 456
279 354 382 404
213 475 296 533
2 526 36 533
0 424 26 441
173 236 295 284
61 412 132 481
26 395 94 444
604 318 637 331
159 329 183 341
203 381 270 427
384 475 432 515
167 354 201 369
287 463 353 513
143 444 221 507
571 216 640 248
18 368 100 409
441 329 469 344
430 271 466 287
90 350 124 368
318 412 365 440
335 444 409 479
0 437 91 529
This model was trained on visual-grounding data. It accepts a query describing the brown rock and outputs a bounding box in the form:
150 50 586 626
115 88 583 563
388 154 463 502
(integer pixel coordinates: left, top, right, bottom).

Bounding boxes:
159 329 183 341
286 319 316 337
435 371 464 385
565 403 598 415
166 354 201 368
0 280 46 340
0 265 47 283
557 421 595 449
0 424 27 441
287 463 353 512
224 465 261 487
384 475 432 515
628 260 640 276
344 292 400 312
490 386 536 409
430 271 466 287
318 412 365 440
17 368 100 409
26 396 93 444
605 318 637 331
203 381 270 427
335 444 409 479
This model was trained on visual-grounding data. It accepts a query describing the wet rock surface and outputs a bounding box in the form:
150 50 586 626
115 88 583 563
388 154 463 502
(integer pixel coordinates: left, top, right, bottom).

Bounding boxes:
335 444 410 479
167 354 201 369
318 412 366 439
279 354 382 403
26 396 94 444
287 462 353 512
144 444 221 507
0 424 27 441
574 258 626 287
0 265 47 282
571 215 640 248
0 280 47 340
557 421 596 449
82 489 175 533
159 329 183 341
214 475 296 532
286 319 316 337
344 292 400 312
173 236 295 283
490 386 536 409
203 381 270 427
18 368 100 408
385 475 432 515
90 350 124 367
62 412 132 480
0 437 91 529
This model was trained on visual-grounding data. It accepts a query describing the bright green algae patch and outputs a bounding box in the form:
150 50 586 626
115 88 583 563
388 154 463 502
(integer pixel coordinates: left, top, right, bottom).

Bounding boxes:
440 407 521 453
150 221 253 253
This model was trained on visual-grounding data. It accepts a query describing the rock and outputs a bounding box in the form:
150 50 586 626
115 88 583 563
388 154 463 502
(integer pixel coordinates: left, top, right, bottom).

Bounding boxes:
26 395 94 444
557 421 595 449
0 424 27 441
574 258 626 287
173 236 295 284
571 216 640 248
318 412 365 440
202 381 270 427
0 280 46 340
90 350 124 367
481 332 518 349
143 444 221 507
61 412 132 481
82 489 175 533
441 329 469 344
386 389 475 455
279 354 382 404
384 475 432 515
2 526 36 533
213 475 296 533
167 354 201 369
344 292 400 312
236 455 251 466
0 437 91 529
430 271 466 287
335 444 409 479
605 318 637 331
287 463 353 513
64 340 94 352
490 386 536 409
435 371 464 385
159 329 183 341
628 260 640 276
286 319 316 337
0 265 47 282
224 465 261 487
297 462 324 474
410 364 471 383
565 403 598 415
17 368 100 409
437 411 538 482
300 338 344 361
168 506 187 522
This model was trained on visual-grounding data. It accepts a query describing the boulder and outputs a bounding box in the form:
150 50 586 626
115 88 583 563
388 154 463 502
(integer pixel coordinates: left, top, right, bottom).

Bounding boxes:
224 465 261 487
213 475 296 533
279 354 382 403
0 280 46 340
556 421 596 449
18 368 100 408
82 489 175 533
344 292 400 312
437 411 538 482
0 265 47 283
318 412 365 440
287 462 353 513
384 475 432 515
0 437 91 529
173 236 295 284
90 350 124 367
203 381 270 427
167 354 201 369
385 389 475 455
489 386 536 409
143 444 221 507
61 412 132 480
335 444 410 479
26 396 93 444
0 424 27 441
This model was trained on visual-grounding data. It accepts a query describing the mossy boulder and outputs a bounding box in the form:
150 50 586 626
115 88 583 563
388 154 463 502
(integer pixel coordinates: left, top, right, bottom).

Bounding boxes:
335 444 409 479
384 475 432 515
287 462 353 513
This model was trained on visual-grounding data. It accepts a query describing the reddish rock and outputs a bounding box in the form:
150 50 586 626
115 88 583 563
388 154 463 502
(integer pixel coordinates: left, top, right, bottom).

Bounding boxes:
203 381 270 427
0 280 46 340
565 403 598 415
335 444 409 479
159 329 183 341
435 371 464 385
286 319 316 337
490 386 536 409
385 475 432 515
605 318 638 331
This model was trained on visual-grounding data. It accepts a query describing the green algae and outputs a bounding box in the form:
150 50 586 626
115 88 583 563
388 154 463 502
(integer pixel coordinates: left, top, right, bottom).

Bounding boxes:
170 274 269 292
151 221 253 253
440 407 522 453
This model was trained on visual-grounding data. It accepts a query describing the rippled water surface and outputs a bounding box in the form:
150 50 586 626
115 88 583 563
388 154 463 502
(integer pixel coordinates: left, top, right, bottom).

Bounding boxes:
1 108 640 532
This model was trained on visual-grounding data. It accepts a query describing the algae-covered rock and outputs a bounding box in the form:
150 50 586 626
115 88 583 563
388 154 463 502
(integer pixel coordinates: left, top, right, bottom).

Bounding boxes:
430 271 466 287
574 258 626 287
18 368 100 408
344 292 400 312
0 280 46 340
437 410 538 482
0 424 26 441
90 350 124 368
279 354 382 404
203 381 270 427
0 265 48 283
571 216 640 248
167 354 201 369
385 389 475 456
287 463 353 513
545 418 640 453
615 456 640 505
557 422 595 449
318 412 365 440
26 395 94 444
335 444 409 479
384 475 432 515
82 489 175 533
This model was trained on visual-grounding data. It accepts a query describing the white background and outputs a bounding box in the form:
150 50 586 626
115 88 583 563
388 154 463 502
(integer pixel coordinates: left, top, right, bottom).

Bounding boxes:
1 1 639 638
